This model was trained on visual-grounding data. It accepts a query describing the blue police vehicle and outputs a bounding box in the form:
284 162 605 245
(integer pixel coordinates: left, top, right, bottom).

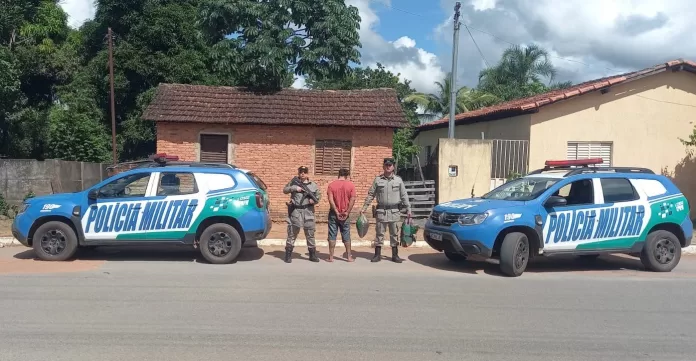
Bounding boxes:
11 154 272 264
423 158 693 277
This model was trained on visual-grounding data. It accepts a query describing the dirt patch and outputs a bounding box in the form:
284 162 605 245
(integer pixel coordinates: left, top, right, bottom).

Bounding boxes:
0 249 104 275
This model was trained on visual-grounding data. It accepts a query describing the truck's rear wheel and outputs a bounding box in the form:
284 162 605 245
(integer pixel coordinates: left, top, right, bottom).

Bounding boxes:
640 230 681 272
32 221 79 261
499 232 529 277
199 223 243 264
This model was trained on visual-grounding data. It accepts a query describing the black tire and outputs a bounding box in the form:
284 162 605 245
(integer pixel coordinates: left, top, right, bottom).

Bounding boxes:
199 223 243 264
444 251 467 262
640 230 682 272
32 221 79 261
499 232 530 277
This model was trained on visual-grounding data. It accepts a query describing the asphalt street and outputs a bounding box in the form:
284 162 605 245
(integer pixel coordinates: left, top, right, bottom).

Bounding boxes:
1 245 695 361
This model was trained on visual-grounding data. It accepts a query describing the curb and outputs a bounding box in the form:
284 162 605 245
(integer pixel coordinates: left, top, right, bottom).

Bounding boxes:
2 236 695 254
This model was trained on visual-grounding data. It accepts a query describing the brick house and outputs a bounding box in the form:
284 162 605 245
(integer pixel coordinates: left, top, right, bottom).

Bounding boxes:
142 83 408 221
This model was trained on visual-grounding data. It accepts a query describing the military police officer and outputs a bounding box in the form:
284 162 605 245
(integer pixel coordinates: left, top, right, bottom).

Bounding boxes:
283 166 321 263
360 158 411 263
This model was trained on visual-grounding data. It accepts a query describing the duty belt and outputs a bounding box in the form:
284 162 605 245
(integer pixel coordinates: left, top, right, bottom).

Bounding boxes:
293 204 314 209
377 204 400 210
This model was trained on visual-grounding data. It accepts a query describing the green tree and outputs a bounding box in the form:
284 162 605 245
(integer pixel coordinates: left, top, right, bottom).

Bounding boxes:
73 0 223 161
404 73 499 117
199 0 362 89
477 44 573 102
306 63 420 167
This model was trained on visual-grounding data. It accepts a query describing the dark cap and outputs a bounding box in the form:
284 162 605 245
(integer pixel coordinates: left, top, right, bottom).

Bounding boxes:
383 157 395 165
298 166 309 173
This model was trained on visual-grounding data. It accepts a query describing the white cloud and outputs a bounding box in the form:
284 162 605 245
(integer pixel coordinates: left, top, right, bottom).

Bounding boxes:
346 0 446 94
58 0 95 28
436 0 696 87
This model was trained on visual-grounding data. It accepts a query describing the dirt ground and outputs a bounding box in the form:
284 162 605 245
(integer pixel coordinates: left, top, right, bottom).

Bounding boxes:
0 219 425 241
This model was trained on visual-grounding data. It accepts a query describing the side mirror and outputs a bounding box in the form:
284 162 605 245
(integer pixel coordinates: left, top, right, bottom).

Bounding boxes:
544 195 567 208
88 189 99 200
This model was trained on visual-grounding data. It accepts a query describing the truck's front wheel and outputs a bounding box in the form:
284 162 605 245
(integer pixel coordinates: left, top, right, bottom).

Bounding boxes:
199 223 243 264
499 232 530 277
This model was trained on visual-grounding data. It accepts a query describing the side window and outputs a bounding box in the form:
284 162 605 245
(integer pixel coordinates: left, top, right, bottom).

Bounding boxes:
600 178 639 203
98 173 151 199
554 179 594 206
157 172 198 196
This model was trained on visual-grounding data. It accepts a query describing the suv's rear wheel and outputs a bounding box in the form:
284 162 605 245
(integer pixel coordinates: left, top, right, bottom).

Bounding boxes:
32 221 78 261
640 230 681 272
444 251 467 262
199 223 243 264
499 232 529 277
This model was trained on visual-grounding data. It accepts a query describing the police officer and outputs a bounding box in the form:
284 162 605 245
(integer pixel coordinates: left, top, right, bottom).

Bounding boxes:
360 158 411 263
283 166 321 263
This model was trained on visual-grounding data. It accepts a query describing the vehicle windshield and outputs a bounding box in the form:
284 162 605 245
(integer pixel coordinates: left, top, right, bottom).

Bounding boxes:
481 177 560 201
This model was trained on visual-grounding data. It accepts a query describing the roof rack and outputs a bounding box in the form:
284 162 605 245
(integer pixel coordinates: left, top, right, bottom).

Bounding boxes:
528 158 654 176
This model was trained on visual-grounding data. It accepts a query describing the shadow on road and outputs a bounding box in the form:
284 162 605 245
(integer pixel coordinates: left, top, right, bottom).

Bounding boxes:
408 252 648 276
266 248 385 263
12 245 265 264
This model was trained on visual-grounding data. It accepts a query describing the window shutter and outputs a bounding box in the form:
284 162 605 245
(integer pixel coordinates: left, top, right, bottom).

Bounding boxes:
200 134 228 163
315 140 351 175
567 142 612 167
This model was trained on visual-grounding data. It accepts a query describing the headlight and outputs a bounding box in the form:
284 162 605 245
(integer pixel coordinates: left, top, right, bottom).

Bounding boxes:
458 213 488 226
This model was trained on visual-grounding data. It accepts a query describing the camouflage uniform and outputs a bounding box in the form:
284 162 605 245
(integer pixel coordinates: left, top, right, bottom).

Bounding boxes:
361 158 411 263
283 173 321 263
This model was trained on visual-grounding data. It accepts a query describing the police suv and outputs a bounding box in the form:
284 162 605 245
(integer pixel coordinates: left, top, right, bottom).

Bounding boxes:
423 158 693 277
11 154 272 264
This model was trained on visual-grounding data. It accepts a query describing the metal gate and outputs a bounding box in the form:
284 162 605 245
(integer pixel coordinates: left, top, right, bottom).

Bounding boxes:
490 139 529 190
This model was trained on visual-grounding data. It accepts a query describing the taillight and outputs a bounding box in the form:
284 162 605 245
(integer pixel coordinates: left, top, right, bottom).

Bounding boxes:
255 192 264 208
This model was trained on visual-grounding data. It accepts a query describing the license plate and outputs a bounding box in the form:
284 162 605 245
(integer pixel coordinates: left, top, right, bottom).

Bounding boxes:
429 232 442 241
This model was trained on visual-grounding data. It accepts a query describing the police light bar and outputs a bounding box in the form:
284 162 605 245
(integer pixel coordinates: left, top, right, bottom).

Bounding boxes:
544 158 603 167
150 153 179 163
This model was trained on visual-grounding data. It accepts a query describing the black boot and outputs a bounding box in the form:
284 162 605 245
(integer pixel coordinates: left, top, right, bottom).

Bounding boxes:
284 246 293 263
308 248 320 262
371 246 381 262
392 246 403 263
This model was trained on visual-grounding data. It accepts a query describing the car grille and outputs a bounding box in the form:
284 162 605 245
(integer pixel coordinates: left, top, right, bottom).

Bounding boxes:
430 210 459 226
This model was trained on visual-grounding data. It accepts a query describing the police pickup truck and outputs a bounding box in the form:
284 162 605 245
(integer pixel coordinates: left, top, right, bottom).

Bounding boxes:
423 158 693 277
11 154 272 264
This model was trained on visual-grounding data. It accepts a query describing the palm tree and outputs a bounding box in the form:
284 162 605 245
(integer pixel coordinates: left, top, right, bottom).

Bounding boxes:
405 73 499 118
478 44 572 101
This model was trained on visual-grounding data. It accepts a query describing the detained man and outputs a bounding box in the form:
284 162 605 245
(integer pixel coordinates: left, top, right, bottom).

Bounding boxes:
326 168 357 262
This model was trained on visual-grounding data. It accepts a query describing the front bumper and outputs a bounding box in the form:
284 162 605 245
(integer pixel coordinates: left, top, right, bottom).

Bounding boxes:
423 228 493 258
11 221 29 247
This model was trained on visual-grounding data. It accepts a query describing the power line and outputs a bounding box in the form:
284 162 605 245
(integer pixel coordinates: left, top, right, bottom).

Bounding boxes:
381 4 621 74
463 24 489 68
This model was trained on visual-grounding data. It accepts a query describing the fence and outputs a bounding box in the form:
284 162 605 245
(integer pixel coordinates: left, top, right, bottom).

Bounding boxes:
403 180 436 219
0 159 109 205
490 139 530 190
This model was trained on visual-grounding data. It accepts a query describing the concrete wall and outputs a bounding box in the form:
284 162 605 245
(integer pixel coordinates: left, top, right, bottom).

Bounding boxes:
437 139 492 204
528 70 696 218
413 114 531 166
0 159 108 204
156 122 394 221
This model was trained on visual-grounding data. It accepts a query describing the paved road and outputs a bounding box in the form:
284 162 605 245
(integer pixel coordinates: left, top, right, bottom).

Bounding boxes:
1 245 696 361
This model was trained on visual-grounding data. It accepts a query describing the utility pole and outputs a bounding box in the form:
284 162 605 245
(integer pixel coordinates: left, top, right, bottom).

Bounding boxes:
448 2 462 139
108 27 117 165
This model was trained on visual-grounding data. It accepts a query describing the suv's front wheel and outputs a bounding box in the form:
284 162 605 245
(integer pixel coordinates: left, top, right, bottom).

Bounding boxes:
640 230 681 272
199 223 243 264
32 221 79 261
499 232 530 277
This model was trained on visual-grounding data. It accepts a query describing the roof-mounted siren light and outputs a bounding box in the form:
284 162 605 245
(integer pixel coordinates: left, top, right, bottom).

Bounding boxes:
150 153 179 165
544 158 603 168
